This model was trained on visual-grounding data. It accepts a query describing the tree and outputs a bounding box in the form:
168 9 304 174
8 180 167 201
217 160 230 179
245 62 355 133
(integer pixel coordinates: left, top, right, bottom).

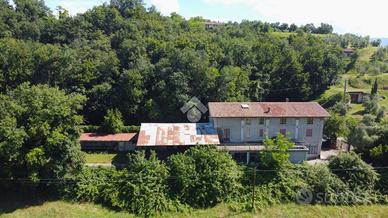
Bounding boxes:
0 83 85 185
259 134 294 169
371 39 381 47
167 145 242 208
101 108 124 134
371 79 378 96
324 114 355 148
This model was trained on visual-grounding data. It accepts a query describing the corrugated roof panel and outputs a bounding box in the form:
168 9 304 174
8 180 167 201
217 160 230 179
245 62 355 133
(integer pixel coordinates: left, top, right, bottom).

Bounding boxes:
137 123 220 146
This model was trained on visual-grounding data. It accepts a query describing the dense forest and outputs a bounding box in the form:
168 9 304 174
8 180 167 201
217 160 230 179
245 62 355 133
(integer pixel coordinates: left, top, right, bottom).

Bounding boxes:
0 0 371 124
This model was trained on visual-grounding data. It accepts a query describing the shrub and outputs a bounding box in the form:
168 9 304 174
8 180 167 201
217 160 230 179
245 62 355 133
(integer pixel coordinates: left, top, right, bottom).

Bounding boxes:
64 167 117 204
167 145 243 208
301 164 348 204
100 108 124 134
328 152 379 190
112 152 170 216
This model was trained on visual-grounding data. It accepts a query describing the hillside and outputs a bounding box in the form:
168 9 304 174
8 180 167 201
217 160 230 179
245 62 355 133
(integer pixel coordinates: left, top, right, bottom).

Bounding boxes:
316 46 388 118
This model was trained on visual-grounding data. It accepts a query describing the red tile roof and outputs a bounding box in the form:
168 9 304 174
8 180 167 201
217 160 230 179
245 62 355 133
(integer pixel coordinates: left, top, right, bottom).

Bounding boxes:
208 102 330 118
80 133 137 142
137 123 220 146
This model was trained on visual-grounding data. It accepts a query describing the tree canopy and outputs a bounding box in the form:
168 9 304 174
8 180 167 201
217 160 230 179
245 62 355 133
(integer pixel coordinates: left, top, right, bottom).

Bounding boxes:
0 0 348 125
0 83 85 184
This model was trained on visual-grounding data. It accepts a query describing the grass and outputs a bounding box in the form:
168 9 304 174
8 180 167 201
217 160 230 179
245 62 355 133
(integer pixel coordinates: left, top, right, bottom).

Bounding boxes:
2 201 388 218
84 153 116 164
357 46 378 63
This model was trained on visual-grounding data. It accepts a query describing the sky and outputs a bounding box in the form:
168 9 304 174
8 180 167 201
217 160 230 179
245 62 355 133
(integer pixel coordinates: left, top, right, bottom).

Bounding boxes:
43 0 388 38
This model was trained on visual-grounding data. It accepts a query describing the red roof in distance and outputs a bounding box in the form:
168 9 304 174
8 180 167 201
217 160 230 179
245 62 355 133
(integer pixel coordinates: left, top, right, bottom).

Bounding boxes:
80 133 137 142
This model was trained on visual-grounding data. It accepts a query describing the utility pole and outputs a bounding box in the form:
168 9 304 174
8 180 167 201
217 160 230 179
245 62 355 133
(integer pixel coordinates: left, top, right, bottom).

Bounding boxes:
343 79 347 100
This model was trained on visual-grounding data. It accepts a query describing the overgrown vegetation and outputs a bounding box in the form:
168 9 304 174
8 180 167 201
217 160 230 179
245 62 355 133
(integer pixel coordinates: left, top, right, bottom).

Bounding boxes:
62 146 388 216
0 83 85 190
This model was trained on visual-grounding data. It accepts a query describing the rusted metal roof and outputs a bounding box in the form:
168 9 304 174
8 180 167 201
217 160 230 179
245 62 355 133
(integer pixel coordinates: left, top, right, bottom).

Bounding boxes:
80 133 137 142
137 123 220 146
208 102 330 118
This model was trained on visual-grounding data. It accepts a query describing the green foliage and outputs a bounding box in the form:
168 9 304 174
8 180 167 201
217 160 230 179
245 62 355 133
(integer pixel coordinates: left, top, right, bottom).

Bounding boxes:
112 152 170 216
324 114 356 147
167 145 243 208
100 109 125 134
64 167 117 203
328 152 379 190
81 125 140 133
66 152 171 216
259 134 294 169
0 0 345 124
0 83 85 186
331 101 350 115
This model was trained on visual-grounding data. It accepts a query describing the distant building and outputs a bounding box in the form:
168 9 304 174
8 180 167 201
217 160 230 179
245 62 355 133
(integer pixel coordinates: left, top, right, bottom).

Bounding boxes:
343 48 354 57
347 91 368 103
204 20 223 30
80 133 137 151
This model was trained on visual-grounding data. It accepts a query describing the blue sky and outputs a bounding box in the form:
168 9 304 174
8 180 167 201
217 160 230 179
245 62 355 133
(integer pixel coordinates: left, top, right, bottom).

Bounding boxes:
43 0 388 38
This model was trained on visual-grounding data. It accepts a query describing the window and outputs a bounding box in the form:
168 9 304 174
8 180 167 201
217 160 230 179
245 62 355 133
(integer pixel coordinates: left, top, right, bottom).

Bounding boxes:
259 129 264 137
280 118 287 124
306 128 313 137
307 118 314 125
246 128 251 138
280 128 287 135
259 117 265 125
245 118 251 125
217 128 231 142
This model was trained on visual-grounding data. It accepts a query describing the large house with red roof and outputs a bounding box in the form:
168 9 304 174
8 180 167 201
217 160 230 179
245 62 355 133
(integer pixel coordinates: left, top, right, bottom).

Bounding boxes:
137 102 330 164
208 102 330 162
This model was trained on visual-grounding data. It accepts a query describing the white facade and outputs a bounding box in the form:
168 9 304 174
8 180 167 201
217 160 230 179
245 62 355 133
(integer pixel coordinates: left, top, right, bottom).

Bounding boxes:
210 117 325 159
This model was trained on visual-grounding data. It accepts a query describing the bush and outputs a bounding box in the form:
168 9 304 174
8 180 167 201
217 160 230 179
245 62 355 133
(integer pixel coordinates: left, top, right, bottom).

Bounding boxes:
328 152 379 190
112 152 170 216
64 167 117 204
167 145 243 208
301 164 349 204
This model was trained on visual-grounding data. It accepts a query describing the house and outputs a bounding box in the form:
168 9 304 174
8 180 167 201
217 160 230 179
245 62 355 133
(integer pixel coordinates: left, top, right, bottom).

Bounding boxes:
204 20 223 30
347 91 368 103
208 102 330 162
136 102 330 164
137 123 219 159
80 133 137 151
343 48 354 57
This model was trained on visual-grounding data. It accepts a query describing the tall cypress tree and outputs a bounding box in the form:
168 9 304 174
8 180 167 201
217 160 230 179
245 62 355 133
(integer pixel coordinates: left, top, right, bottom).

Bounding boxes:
371 79 378 96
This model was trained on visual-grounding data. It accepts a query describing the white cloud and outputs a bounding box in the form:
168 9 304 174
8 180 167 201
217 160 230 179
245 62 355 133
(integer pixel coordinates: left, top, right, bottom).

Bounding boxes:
150 0 179 15
205 0 388 37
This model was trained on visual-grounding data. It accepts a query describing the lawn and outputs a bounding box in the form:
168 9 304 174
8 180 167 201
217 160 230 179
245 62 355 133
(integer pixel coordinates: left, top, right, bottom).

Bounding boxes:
1 201 388 218
84 153 116 164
